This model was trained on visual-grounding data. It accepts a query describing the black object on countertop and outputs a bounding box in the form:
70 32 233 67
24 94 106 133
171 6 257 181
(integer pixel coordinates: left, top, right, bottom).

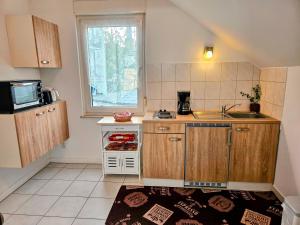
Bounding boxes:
177 91 191 115
42 90 53 105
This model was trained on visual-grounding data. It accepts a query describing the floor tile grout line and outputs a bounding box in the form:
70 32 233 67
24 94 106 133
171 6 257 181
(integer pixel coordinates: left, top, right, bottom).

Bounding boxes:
2 164 126 223
38 176 76 222
1 163 79 224
75 176 102 220
1 193 34 215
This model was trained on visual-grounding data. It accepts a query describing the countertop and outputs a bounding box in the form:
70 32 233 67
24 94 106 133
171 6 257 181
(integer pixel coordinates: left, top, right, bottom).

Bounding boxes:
97 112 280 125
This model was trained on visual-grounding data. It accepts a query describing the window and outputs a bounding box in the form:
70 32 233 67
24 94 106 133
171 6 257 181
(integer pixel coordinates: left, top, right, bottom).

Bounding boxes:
77 15 145 115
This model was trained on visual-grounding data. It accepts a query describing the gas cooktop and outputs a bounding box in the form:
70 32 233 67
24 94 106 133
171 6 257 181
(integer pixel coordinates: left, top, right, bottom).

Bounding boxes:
153 110 176 119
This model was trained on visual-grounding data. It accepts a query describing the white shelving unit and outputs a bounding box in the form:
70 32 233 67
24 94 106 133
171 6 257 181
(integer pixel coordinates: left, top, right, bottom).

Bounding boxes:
100 124 142 179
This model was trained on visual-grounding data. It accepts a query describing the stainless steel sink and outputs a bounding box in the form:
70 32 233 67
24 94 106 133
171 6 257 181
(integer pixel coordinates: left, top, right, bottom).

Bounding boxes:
226 112 268 119
193 112 230 120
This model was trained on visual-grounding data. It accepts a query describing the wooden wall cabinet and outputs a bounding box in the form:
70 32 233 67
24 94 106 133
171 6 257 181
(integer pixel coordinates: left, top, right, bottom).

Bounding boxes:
229 123 280 183
143 123 185 180
0 101 69 168
6 15 62 68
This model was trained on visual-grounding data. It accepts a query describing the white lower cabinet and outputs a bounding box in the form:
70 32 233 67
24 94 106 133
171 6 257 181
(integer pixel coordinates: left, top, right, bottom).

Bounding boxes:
100 124 141 178
104 152 139 175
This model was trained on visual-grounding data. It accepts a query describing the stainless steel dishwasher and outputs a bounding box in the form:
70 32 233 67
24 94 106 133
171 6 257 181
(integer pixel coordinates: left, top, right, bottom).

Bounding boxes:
185 123 232 188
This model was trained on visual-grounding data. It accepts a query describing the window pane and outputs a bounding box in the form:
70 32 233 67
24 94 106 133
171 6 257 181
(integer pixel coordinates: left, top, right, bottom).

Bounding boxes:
86 26 138 107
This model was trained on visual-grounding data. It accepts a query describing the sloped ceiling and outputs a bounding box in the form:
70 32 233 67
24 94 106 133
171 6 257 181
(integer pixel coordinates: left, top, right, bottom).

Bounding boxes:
170 0 300 67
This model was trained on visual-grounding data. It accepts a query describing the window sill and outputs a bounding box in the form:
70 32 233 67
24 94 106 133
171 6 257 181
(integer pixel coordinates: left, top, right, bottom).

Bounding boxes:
80 114 104 119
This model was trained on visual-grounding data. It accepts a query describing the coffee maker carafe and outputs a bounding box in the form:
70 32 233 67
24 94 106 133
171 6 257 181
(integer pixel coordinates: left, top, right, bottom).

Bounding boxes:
177 91 191 115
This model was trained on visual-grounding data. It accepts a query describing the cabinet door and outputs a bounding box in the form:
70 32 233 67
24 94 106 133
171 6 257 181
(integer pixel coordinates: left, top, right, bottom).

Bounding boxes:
122 152 139 174
47 101 69 148
32 16 62 68
15 107 50 167
229 124 280 183
143 133 185 179
185 127 230 183
104 153 122 174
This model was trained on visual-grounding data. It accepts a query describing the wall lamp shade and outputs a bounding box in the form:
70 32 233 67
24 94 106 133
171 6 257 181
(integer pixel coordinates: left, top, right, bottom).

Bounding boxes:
204 47 214 59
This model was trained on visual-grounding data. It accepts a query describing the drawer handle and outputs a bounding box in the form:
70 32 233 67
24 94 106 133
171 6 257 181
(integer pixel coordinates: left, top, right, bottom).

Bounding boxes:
36 112 45 117
236 127 250 132
169 137 181 142
158 127 170 131
48 108 56 112
41 60 50 64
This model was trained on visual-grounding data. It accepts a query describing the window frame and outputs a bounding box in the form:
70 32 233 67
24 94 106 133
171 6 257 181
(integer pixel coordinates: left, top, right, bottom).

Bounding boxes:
76 14 145 116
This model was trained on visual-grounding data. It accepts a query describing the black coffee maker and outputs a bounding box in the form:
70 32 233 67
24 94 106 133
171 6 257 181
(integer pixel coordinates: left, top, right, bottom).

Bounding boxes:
177 91 191 115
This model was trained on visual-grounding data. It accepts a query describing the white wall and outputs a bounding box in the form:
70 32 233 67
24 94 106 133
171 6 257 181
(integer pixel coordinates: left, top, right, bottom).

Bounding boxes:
170 0 300 67
0 0 49 201
274 66 300 197
146 0 248 64
28 0 252 164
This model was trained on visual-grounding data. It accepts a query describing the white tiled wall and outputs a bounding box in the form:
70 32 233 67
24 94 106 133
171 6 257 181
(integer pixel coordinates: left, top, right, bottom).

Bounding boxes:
146 62 260 112
260 68 287 120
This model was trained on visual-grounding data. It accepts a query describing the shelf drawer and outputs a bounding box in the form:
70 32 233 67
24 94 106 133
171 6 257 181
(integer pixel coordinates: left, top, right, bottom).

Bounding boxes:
143 122 185 133
101 125 139 132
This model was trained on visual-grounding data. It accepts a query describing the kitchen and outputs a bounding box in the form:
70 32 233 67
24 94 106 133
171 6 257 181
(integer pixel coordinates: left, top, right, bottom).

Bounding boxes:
0 0 300 224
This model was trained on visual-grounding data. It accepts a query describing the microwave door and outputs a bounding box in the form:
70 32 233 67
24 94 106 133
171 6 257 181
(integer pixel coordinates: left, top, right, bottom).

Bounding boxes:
11 82 40 110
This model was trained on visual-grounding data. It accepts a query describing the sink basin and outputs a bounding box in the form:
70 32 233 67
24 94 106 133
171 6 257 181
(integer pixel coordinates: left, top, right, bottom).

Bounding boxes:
193 112 230 120
226 112 268 119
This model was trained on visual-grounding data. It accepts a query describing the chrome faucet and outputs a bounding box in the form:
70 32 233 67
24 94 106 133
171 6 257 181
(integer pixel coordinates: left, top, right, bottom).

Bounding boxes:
221 104 241 114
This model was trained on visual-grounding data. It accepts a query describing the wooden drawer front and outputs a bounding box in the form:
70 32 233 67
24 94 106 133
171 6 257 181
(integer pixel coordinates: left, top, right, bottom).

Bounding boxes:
143 122 185 133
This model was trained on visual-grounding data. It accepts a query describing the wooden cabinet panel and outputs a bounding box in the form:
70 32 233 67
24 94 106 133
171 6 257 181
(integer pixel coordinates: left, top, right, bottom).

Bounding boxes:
15 107 50 167
5 15 39 67
47 101 69 148
185 127 230 183
229 123 280 183
143 133 184 179
32 16 62 68
143 122 185 133
12 101 69 167
6 15 62 68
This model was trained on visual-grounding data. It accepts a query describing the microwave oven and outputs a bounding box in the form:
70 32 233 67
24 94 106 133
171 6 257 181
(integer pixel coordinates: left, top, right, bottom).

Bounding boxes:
0 80 43 114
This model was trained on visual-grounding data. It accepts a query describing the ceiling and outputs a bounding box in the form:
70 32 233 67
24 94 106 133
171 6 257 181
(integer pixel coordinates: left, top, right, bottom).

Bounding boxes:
170 0 300 67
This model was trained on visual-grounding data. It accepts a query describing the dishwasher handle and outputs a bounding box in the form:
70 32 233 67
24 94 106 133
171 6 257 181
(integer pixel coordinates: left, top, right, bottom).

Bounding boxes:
227 129 232 146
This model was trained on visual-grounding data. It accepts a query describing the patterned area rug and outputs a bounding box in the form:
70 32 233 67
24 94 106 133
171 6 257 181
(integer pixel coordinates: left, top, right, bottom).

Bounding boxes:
106 186 282 225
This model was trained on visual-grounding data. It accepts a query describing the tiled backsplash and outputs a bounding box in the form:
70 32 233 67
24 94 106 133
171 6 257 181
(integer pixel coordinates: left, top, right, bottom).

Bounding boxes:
260 68 287 120
146 62 260 112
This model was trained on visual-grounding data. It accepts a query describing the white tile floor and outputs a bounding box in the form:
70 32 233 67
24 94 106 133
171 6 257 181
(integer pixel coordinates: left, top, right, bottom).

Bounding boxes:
0 163 143 225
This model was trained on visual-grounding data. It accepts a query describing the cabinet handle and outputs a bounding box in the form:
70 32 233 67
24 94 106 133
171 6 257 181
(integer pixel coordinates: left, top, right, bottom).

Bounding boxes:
227 129 232 146
158 127 170 131
36 112 45 117
48 108 56 112
169 137 181 142
236 127 250 132
41 60 50 64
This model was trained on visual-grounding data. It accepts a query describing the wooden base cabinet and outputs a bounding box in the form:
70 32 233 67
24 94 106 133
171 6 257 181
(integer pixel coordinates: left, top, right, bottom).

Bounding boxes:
0 101 69 168
185 125 231 183
229 123 280 183
47 101 69 148
143 123 185 180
